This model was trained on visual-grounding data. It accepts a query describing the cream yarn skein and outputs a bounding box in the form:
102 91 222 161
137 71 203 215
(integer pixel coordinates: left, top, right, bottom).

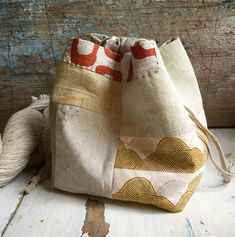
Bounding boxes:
0 95 49 187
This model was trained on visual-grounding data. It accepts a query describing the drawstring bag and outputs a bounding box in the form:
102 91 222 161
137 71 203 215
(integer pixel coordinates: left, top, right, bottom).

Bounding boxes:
50 34 233 212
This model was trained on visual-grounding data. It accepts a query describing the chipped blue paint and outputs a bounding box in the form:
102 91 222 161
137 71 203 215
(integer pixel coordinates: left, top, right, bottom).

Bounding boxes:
186 218 196 237
0 0 234 132
9 39 55 76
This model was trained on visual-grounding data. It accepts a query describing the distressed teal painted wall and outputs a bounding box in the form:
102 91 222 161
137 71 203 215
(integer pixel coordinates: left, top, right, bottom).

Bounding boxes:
0 0 234 130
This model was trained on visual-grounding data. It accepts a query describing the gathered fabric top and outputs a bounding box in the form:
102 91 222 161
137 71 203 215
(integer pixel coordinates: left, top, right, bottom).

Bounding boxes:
63 33 160 82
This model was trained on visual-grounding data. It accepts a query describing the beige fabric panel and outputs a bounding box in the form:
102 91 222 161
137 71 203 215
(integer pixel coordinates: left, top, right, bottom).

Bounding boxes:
51 62 122 117
50 65 122 197
53 104 121 197
120 46 194 138
160 38 207 126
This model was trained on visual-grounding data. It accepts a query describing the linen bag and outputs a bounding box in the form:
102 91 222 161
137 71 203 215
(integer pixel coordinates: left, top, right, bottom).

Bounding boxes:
50 34 232 212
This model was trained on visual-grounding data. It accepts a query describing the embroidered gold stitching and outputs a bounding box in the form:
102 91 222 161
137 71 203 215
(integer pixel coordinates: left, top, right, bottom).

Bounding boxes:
114 138 206 173
112 174 202 212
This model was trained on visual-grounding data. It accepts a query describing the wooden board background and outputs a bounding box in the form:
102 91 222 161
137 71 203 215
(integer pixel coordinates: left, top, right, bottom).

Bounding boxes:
0 0 234 131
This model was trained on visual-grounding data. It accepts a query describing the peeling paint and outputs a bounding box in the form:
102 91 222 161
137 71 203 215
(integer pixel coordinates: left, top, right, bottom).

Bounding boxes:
0 0 235 132
186 218 196 237
81 199 110 237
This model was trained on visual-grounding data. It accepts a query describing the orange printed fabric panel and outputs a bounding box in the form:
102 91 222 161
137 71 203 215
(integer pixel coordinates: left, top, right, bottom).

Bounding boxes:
63 37 159 82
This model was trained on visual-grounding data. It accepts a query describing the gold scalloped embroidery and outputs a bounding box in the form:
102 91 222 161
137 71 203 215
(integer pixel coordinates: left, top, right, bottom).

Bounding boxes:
114 138 206 173
114 139 142 169
112 174 202 212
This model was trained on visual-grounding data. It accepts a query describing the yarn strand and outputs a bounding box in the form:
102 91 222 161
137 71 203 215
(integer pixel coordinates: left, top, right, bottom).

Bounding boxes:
0 95 50 187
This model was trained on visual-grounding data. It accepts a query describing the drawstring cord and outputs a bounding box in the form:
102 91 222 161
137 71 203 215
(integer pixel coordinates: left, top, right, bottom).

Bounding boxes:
185 106 234 182
24 165 46 193
24 155 51 194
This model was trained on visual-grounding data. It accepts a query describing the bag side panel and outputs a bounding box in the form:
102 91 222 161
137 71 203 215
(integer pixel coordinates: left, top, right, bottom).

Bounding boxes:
50 63 122 198
160 38 207 126
111 44 207 212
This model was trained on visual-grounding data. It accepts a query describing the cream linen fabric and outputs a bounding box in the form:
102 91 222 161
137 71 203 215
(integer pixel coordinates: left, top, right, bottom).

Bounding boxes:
50 64 122 197
50 34 208 212
159 38 207 126
120 44 194 138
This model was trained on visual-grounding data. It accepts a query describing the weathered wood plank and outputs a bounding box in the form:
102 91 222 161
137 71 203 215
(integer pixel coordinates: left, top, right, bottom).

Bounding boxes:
1 129 235 237
0 169 34 236
0 3 11 131
0 0 234 129
0 0 54 130
2 179 87 237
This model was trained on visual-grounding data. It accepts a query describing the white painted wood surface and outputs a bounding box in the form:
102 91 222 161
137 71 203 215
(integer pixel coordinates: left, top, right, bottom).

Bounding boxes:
0 169 34 236
0 129 235 237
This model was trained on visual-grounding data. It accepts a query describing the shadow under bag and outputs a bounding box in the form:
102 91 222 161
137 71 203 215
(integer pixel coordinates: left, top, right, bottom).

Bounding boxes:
50 34 232 212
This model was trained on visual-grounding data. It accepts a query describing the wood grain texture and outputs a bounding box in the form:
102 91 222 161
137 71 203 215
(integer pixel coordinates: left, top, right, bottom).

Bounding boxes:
0 0 234 130
0 129 235 237
0 169 34 236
